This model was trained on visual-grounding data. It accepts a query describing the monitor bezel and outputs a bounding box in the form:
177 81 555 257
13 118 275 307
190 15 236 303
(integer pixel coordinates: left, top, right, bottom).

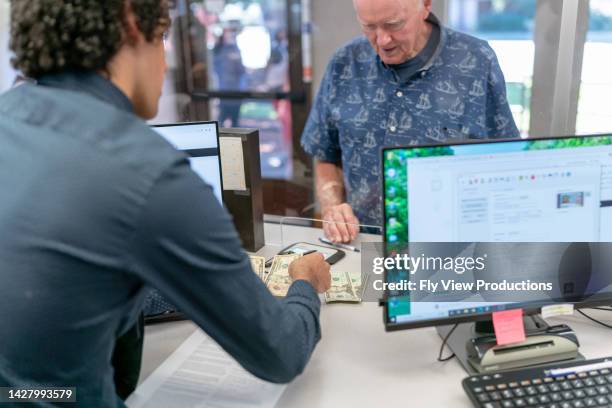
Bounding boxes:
152 121 224 196
380 133 612 331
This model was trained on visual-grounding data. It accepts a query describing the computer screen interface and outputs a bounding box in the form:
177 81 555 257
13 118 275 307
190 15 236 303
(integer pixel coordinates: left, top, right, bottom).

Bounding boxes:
383 135 612 328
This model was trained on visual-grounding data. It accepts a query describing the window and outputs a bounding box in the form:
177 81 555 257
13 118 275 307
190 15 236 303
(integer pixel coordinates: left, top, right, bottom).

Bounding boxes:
448 0 536 137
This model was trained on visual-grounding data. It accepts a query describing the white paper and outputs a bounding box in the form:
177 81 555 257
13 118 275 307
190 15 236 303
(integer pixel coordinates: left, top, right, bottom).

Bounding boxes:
126 330 286 408
541 303 575 320
219 137 247 191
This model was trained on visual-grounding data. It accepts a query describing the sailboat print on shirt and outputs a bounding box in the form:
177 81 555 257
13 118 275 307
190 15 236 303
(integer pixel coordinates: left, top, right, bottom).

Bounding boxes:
331 107 341 121
358 177 371 196
357 50 371 63
387 112 398 130
448 97 465 120
449 41 468 51
435 80 458 95
371 163 380 177
458 53 477 73
353 107 369 126
326 84 337 103
416 93 432 111
363 131 377 149
340 65 353 80
349 153 361 169
367 64 378 81
346 91 362 104
399 112 413 130
379 118 388 130
373 88 386 103
425 126 444 142
476 115 487 128
469 80 485 97
494 114 510 130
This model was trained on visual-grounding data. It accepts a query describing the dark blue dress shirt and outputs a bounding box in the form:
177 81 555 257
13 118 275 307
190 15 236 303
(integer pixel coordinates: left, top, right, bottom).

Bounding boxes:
0 72 321 407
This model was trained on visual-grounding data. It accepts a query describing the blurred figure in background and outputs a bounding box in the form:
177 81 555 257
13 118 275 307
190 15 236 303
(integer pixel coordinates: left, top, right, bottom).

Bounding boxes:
213 23 245 127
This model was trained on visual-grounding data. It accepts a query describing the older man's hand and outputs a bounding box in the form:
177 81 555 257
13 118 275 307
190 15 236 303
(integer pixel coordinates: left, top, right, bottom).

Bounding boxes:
321 203 360 243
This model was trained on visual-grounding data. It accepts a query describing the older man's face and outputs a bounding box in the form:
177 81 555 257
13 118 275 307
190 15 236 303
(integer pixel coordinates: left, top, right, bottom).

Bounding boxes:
354 0 430 65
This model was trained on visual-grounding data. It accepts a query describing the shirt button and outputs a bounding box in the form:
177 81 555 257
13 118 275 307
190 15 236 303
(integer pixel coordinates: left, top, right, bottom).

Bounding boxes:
389 126 397 132
396 91 403 97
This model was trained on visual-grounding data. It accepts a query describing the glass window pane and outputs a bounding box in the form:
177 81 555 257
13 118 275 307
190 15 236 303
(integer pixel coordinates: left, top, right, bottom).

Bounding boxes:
448 0 536 137
209 97 293 180
203 0 289 93
576 0 612 134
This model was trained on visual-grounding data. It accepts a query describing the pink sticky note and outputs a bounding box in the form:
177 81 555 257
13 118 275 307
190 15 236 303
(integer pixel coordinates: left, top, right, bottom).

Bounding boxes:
492 309 526 346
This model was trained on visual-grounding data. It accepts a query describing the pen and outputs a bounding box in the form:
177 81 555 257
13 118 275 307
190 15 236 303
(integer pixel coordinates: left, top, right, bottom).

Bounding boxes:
319 237 360 253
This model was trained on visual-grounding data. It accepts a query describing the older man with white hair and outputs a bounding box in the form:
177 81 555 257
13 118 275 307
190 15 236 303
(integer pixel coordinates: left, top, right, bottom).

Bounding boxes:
302 0 519 242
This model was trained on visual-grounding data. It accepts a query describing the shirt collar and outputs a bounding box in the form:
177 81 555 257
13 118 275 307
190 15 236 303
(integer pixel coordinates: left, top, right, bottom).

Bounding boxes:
37 71 134 114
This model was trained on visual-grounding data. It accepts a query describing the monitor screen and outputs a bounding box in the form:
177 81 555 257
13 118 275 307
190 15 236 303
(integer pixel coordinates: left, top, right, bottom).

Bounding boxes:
382 134 612 329
153 122 223 204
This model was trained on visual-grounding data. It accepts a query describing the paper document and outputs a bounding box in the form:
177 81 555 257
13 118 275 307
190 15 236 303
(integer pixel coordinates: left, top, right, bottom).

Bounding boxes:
126 330 286 408
219 137 247 191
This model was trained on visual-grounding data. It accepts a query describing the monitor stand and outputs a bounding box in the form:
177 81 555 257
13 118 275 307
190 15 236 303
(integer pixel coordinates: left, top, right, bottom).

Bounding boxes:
436 314 583 374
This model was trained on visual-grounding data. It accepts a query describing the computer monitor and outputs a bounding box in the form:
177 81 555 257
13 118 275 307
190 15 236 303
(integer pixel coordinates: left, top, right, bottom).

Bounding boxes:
153 122 223 203
382 134 612 332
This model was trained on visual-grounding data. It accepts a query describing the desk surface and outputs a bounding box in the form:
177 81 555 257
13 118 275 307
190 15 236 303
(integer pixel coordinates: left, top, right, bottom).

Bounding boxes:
139 223 612 407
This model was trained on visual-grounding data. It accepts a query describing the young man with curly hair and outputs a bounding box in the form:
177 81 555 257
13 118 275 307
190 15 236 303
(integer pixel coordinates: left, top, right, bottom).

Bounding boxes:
0 1 331 406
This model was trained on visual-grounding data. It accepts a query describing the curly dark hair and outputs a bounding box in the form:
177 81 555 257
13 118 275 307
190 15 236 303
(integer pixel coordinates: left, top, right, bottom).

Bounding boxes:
9 0 171 78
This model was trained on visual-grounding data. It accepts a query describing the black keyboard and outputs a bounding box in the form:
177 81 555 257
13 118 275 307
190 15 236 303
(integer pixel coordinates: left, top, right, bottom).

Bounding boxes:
463 357 612 407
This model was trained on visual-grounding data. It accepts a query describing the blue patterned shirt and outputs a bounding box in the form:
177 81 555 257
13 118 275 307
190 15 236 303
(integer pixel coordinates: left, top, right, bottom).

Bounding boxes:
301 14 519 228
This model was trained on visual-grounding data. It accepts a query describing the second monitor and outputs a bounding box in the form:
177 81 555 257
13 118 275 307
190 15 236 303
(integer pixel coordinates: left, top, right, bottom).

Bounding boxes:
153 121 223 203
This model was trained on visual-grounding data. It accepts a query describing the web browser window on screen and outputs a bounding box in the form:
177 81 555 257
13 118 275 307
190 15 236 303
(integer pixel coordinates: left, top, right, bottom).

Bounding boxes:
402 142 612 243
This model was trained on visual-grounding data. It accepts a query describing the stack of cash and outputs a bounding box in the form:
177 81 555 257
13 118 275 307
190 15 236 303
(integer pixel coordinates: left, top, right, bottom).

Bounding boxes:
324 270 362 303
265 253 302 297
248 254 363 303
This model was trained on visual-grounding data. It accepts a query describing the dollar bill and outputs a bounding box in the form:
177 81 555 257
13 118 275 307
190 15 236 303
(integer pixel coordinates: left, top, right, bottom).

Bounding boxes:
347 270 363 298
249 256 266 279
266 253 302 296
261 267 271 283
325 271 361 303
